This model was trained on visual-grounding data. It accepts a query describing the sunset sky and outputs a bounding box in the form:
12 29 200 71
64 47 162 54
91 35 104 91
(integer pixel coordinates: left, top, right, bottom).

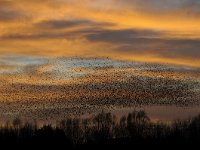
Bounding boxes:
0 0 200 67
0 0 200 122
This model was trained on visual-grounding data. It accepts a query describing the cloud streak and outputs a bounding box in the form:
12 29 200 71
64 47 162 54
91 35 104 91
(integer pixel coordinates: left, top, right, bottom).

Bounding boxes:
0 0 200 67
86 29 200 59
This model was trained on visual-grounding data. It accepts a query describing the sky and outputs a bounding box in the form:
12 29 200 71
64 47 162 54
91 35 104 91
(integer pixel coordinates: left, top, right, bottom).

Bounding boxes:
0 0 200 67
0 0 200 121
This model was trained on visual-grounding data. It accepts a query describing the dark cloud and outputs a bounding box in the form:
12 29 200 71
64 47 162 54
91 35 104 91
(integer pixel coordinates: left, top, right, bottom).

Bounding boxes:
36 20 92 29
0 1 30 22
86 29 160 43
0 32 72 40
0 8 22 22
36 19 115 29
155 39 200 58
0 20 115 40
86 29 200 59
119 0 200 10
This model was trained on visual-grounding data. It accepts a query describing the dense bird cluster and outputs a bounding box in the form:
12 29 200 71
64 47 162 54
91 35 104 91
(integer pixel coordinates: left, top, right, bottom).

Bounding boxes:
0 56 199 123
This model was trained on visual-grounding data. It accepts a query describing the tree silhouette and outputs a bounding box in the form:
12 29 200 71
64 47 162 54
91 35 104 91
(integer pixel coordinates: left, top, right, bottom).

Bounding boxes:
0 111 199 147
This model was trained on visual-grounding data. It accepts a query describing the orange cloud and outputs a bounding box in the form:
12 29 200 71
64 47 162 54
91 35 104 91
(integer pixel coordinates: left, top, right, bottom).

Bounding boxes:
0 0 200 67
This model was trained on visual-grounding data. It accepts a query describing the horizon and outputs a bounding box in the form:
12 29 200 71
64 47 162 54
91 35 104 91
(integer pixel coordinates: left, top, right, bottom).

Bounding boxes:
0 0 200 124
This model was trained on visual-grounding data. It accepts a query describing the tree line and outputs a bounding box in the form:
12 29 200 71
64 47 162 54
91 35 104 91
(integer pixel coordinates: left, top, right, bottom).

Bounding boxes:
0 110 200 148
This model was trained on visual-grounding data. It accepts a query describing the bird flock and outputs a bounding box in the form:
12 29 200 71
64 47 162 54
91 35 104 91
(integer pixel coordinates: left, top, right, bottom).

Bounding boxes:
0 56 200 123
